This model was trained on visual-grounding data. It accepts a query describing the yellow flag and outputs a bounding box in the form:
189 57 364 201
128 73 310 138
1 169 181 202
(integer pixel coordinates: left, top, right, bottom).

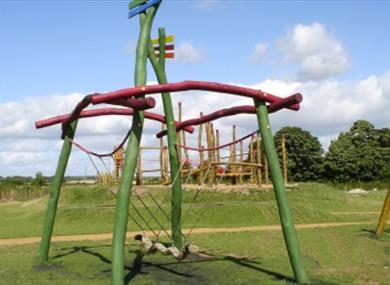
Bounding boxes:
151 35 174 45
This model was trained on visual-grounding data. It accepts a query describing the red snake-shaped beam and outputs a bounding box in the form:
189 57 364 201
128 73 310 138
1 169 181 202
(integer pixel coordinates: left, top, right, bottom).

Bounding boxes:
55 80 301 133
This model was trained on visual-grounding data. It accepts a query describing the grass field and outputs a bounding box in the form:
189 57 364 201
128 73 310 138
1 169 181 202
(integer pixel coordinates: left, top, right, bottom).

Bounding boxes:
0 183 389 284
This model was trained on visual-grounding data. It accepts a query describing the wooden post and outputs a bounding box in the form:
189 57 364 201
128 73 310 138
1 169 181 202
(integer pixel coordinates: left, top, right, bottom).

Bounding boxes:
160 123 165 183
114 146 120 184
256 135 262 186
205 122 210 158
215 128 221 184
163 146 169 184
39 121 77 263
136 148 143 185
232 125 237 184
150 28 184 249
103 173 107 187
205 122 212 184
239 141 244 184
198 112 204 185
376 187 390 237
264 157 269 184
210 123 216 185
180 102 189 162
112 8 159 284
281 133 288 184
177 102 183 166
216 129 220 163
249 135 254 184
254 98 309 284
113 146 124 185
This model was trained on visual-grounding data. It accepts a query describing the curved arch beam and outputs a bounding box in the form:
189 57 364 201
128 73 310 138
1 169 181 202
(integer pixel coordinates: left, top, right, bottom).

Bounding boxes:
91 81 300 108
61 80 301 133
35 107 195 134
156 93 302 138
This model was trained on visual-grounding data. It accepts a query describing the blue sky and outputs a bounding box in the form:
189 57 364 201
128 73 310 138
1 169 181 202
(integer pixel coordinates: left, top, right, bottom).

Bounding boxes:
1 1 389 100
1 1 390 176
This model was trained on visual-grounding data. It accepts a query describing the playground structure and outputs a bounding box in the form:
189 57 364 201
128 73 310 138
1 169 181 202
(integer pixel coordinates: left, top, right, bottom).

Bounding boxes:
91 118 288 188
35 1 309 284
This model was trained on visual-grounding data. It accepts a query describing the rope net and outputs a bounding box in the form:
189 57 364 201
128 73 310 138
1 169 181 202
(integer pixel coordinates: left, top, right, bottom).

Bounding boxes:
131 129 264 259
70 124 269 260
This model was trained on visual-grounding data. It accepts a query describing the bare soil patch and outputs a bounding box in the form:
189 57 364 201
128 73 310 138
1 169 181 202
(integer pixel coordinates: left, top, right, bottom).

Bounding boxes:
0 221 376 247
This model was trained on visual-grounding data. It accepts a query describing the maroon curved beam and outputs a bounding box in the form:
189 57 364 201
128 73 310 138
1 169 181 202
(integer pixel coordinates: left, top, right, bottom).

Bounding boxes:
108 97 156 110
156 93 302 138
35 108 195 134
91 81 300 109
61 95 94 132
268 93 302 113
60 96 156 133
61 80 301 134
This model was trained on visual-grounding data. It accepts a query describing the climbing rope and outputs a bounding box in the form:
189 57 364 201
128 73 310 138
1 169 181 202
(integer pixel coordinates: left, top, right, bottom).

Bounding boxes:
81 125 260 260
70 128 131 158
177 129 259 152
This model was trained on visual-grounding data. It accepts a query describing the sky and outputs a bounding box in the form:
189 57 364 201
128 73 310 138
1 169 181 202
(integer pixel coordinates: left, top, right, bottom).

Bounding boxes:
1 0 390 177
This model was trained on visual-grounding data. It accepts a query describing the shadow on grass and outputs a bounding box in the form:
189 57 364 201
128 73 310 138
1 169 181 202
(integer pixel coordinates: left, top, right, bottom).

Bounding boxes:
360 227 390 240
50 245 335 285
121 252 295 285
52 245 195 283
52 244 112 261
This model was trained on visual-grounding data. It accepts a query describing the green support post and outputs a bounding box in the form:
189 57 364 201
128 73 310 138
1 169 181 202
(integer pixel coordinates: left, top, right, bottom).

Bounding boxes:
254 99 309 284
148 27 183 249
111 6 159 285
38 120 78 263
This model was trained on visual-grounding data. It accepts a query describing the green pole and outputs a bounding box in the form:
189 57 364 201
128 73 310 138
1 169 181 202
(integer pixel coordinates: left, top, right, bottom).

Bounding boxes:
111 6 159 285
254 99 309 284
38 120 78 263
147 28 183 249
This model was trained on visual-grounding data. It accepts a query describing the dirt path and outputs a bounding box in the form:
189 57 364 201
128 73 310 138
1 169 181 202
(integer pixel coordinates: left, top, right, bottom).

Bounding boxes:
0 221 377 247
330 211 380 215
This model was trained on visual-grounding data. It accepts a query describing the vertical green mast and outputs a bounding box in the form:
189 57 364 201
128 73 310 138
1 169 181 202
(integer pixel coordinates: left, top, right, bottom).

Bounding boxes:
111 3 159 284
38 121 78 263
148 28 183 249
254 99 309 284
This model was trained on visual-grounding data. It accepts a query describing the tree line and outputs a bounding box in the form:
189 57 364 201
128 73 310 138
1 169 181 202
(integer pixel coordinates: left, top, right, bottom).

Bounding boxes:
273 120 390 183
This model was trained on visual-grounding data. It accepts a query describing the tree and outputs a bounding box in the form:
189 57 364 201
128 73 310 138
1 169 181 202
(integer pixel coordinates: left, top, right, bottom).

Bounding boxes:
33 172 46 186
324 120 385 182
375 127 390 181
376 127 390 148
274 127 324 182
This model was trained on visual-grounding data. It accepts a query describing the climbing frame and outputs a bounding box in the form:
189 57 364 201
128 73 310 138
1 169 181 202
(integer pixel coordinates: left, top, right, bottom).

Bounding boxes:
34 1 310 284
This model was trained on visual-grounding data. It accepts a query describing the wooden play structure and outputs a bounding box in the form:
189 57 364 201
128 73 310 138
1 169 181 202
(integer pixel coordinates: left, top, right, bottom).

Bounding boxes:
34 1 309 284
97 114 288 187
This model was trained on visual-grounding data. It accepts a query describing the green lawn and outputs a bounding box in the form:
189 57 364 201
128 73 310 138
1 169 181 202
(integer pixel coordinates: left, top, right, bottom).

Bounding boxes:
0 183 389 284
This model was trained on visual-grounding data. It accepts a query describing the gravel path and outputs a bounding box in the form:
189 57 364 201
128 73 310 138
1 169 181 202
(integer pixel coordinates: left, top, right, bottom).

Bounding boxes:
0 221 376 246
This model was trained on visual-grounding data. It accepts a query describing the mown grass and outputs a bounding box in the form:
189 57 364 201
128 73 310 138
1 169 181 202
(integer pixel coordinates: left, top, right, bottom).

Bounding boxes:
0 226 389 285
0 183 389 284
0 183 386 239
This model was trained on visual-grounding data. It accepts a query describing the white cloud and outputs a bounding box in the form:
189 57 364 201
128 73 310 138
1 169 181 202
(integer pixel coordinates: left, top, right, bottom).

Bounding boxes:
0 93 84 140
193 0 225 10
250 43 268 64
1 71 390 176
175 42 204 64
194 0 215 9
193 0 233 10
267 72 390 147
278 22 349 81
